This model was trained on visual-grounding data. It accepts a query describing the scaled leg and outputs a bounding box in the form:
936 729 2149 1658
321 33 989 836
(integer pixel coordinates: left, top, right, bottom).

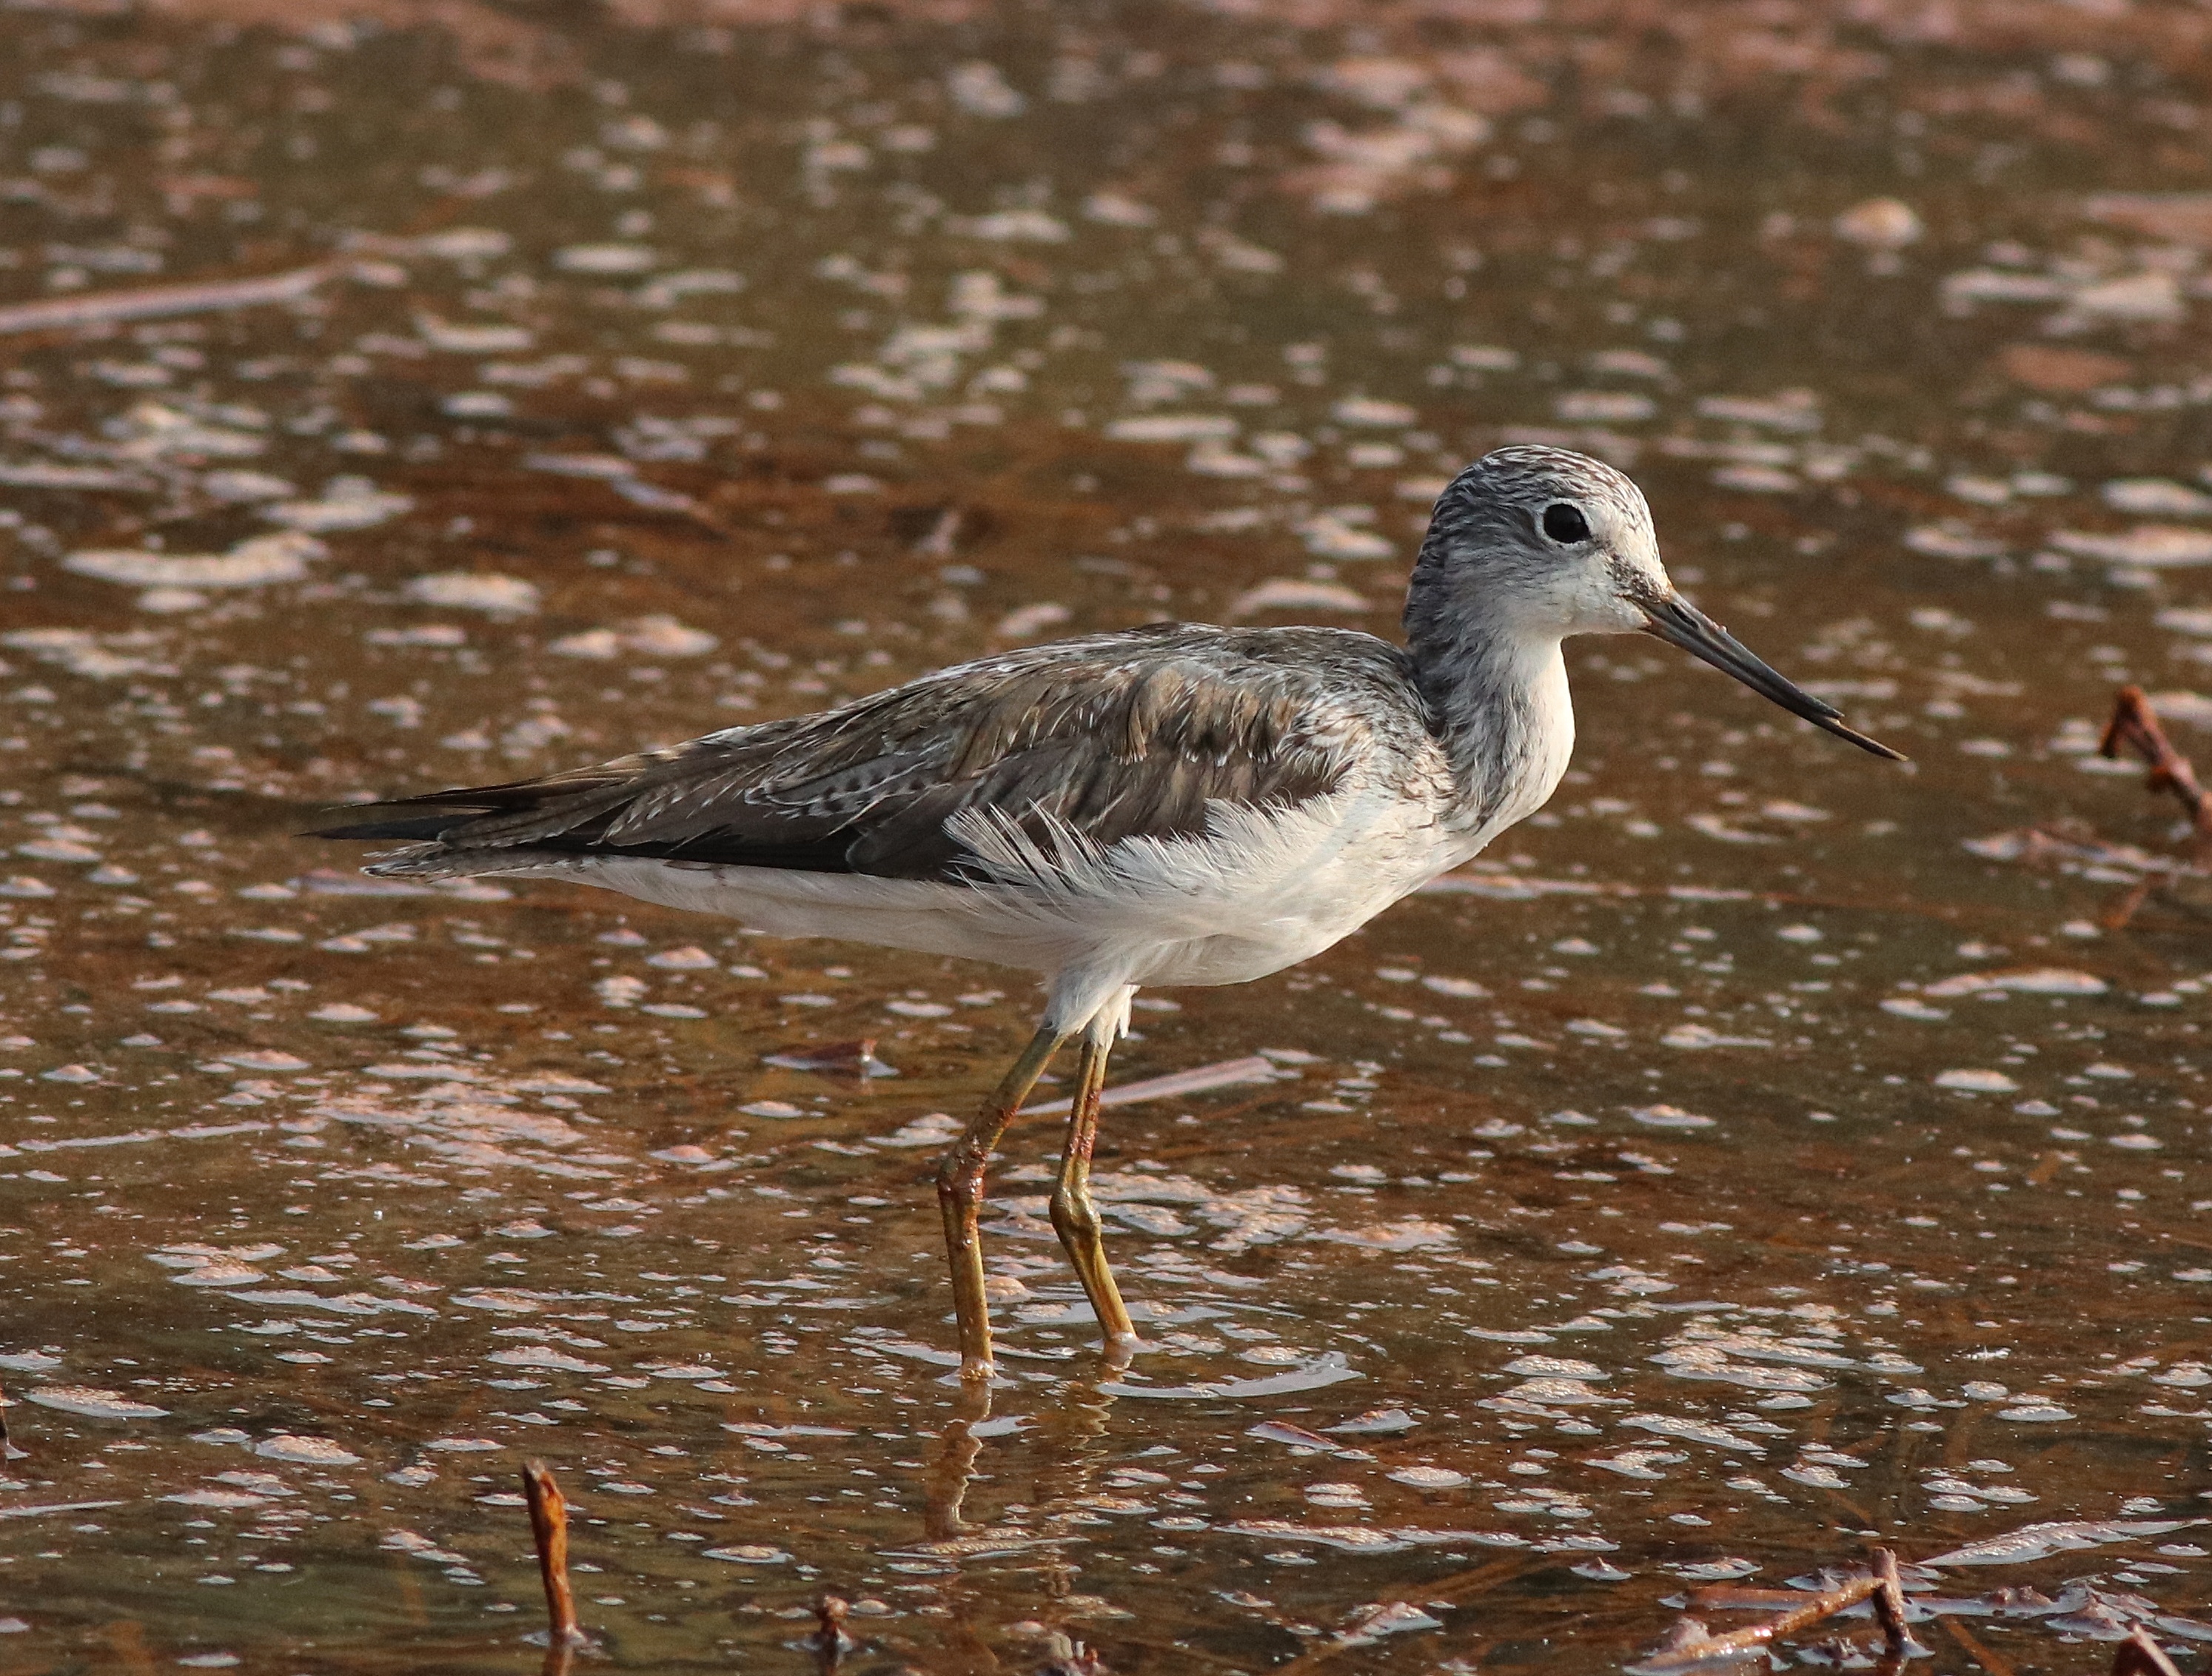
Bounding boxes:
1049 1029 1138 1354
936 1025 1063 1381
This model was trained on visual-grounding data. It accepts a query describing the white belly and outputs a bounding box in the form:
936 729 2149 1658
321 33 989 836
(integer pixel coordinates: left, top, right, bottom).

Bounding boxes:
491 781 1456 1012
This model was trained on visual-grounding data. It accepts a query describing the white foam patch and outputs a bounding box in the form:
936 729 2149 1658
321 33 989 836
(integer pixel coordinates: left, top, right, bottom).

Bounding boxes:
1297 513 1395 560
1105 414 1237 443
1923 968 2106 998
63 532 325 589
546 614 718 660
1934 1068 2020 1093
554 243 659 274
1231 578 1373 615
1926 1518 2200 1566
23 1385 169 1419
402 572 540 614
263 477 412 532
252 1435 361 1465
2053 526 2212 568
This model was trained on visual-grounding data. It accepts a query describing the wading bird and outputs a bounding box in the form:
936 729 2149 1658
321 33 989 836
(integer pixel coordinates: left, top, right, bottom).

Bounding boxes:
317 446 1901 1381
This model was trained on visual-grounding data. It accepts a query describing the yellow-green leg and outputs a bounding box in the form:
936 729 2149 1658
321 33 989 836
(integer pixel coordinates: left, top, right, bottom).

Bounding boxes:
1049 1030 1139 1355
936 1025 1064 1381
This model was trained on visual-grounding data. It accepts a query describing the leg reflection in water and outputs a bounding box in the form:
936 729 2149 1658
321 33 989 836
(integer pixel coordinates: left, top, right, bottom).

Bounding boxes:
920 1368 1125 1562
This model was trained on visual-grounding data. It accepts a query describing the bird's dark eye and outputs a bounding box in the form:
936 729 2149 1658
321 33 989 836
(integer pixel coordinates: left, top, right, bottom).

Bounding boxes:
1541 503 1592 544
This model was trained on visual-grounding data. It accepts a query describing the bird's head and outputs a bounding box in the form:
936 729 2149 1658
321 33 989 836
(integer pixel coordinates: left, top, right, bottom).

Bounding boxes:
1410 443 1903 760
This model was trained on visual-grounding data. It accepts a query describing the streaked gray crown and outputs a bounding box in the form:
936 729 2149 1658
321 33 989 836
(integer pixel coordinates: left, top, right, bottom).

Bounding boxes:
1420 444 1651 566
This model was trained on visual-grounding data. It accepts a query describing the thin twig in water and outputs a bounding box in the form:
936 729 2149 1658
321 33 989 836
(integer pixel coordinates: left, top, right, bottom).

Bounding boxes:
1262 1554 1529 1675
2103 874 2158 933
521 1459 588 1653
809 1593 853 1672
0 261 343 337
1016 1054 1278 1117
2114 1626 2185 1676
1635 1549 1911 1672
913 506 962 557
2100 685 2212 857
1943 1617 2017 1676
1869 1549 1911 1649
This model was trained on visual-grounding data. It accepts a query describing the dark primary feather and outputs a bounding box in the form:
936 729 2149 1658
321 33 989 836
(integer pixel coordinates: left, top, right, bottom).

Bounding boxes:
314 623 1435 883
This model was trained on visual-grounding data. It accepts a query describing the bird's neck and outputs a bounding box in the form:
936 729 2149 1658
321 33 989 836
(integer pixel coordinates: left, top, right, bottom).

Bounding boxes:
1404 578 1575 844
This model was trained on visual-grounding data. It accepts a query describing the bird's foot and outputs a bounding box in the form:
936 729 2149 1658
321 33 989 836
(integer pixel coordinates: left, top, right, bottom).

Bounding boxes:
954 1358 1022 1395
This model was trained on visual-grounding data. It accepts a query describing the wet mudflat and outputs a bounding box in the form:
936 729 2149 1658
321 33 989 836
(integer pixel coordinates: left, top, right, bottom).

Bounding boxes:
2 1 2212 1670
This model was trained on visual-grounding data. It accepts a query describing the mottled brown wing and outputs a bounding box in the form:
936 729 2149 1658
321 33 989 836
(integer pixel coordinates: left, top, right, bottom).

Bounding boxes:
315 624 1415 882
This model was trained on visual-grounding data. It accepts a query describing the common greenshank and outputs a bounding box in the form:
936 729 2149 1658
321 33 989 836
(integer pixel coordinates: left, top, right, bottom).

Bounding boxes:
317 445 1903 1381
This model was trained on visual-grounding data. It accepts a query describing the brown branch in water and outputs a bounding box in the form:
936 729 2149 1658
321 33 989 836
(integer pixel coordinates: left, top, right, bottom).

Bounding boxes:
2114 1626 2185 1676
1037 1632 1109 1676
1638 1549 1911 1672
1261 1555 1530 1675
2099 686 2212 856
809 1593 853 1673
521 1458 587 1653
2102 874 2159 933
1869 1549 1910 1648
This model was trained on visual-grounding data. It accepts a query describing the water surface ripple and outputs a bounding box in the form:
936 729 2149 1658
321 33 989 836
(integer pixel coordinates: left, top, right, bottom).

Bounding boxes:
2 4 2211 1670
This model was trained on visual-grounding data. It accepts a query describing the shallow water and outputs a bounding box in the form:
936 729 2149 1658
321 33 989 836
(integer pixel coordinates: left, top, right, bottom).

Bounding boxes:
3 3 2212 1671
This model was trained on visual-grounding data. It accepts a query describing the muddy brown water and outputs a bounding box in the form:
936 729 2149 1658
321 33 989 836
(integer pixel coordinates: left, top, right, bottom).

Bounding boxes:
3 4 2212 1671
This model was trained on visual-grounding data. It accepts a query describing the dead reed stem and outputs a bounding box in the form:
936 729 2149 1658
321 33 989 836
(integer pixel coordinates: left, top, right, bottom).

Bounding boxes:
2099 686 2212 855
2114 1626 2185 1676
521 1458 587 1652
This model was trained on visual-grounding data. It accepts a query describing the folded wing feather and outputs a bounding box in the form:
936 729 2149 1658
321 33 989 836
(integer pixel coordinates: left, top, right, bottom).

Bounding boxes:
314 623 1424 884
